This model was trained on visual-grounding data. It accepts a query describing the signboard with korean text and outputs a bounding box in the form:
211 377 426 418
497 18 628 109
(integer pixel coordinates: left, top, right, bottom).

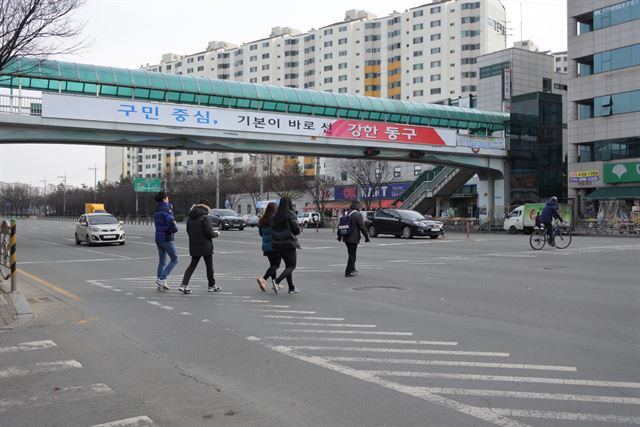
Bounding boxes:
457 134 505 151
41 93 460 147
569 170 600 183
334 182 412 200
134 177 162 192
604 162 640 183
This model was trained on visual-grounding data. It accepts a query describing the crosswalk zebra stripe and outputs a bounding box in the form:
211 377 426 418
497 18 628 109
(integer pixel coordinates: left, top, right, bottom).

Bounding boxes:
264 337 458 345
0 383 113 412
256 310 317 314
488 409 640 424
291 346 509 357
262 315 345 321
275 322 376 328
0 360 82 378
282 330 414 336
0 340 57 354
418 387 640 405
324 357 576 372
90 415 156 427
365 371 640 388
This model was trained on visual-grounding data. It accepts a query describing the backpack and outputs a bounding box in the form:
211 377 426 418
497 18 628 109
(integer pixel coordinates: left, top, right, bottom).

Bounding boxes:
337 211 355 237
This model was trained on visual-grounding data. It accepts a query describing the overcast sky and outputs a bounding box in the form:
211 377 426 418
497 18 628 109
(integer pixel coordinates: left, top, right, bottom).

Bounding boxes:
1 0 567 188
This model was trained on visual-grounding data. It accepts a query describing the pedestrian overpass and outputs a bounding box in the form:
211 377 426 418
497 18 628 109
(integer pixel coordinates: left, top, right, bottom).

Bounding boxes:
0 58 510 218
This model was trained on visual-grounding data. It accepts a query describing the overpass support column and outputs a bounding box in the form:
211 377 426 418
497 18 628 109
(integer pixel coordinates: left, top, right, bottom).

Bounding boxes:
477 170 506 226
435 197 441 218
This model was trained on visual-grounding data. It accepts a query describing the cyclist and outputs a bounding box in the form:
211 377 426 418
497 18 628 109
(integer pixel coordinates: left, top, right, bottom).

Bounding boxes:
540 196 563 246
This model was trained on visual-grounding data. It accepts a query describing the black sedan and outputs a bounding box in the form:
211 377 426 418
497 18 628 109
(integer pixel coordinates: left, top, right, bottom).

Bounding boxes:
367 209 443 239
209 209 245 230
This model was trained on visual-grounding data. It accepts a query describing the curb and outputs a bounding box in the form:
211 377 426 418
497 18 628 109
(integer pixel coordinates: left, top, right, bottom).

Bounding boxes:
0 287 33 330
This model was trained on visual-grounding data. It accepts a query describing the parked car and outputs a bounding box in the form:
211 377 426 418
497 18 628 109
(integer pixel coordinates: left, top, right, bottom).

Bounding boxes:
75 213 125 246
243 214 259 227
297 212 320 228
209 209 244 230
360 210 375 227
367 209 444 239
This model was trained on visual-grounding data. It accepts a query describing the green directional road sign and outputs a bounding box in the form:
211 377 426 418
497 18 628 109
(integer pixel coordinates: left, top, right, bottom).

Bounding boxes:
134 177 162 193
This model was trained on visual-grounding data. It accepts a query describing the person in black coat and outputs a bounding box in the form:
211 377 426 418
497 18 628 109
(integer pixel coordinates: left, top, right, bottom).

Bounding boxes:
271 197 301 294
337 200 370 277
179 199 220 294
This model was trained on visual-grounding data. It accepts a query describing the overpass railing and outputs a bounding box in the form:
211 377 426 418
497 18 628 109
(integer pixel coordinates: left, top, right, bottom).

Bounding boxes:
0 93 42 115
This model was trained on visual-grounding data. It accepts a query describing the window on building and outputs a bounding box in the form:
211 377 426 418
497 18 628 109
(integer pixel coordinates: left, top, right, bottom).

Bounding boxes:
394 167 402 177
430 33 441 41
413 9 424 17
414 165 422 176
430 60 441 68
413 23 424 30
430 20 441 27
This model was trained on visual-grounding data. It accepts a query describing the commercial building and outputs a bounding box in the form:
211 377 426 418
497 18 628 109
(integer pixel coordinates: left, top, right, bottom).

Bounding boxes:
107 0 507 191
567 0 640 220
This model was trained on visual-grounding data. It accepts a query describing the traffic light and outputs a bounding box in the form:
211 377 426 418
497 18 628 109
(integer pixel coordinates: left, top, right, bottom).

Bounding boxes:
409 150 425 159
363 147 380 157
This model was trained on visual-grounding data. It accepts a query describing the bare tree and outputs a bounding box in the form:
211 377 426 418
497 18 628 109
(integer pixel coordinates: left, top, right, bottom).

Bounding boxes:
0 0 87 71
305 176 332 223
269 160 305 200
234 167 262 212
341 159 393 210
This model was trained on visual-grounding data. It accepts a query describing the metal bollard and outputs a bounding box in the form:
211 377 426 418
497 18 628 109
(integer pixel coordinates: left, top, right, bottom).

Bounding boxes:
10 218 16 292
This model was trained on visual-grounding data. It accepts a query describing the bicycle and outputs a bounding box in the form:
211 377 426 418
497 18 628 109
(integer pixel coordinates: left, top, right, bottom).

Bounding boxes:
529 222 572 250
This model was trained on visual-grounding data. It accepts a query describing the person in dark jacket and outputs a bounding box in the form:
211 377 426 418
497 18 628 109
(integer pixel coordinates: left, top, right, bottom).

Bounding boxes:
540 196 564 246
271 197 301 294
257 202 281 294
178 199 220 294
337 200 370 277
153 191 179 290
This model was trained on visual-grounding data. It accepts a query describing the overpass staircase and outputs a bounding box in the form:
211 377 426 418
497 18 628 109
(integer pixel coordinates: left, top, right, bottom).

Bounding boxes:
394 166 476 214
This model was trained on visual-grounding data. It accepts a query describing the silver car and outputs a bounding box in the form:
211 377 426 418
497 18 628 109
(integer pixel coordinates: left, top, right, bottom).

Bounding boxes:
75 213 125 246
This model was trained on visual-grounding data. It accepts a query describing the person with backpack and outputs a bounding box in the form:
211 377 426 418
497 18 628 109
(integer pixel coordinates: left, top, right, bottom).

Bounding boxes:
337 200 370 277
271 197 301 294
154 191 179 291
178 199 221 294
257 202 281 294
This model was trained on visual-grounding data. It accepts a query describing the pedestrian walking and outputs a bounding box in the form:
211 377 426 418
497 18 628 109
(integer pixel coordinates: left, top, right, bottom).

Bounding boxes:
256 202 281 294
178 199 221 294
153 191 179 290
337 200 370 277
271 197 301 294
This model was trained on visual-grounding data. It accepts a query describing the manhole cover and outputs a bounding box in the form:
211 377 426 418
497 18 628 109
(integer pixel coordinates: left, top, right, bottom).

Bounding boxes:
352 285 405 291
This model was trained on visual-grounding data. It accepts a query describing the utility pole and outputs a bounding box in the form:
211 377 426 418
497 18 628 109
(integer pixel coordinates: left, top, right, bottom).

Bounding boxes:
40 178 47 216
57 173 67 217
215 152 220 209
88 164 97 202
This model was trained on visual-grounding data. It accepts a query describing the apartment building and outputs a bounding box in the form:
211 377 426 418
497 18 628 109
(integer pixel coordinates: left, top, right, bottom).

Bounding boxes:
567 0 640 217
108 0 507 187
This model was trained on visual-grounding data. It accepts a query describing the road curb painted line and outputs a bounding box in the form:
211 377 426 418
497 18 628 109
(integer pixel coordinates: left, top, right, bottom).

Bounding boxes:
0 340 56 354
265 345 529 427
263 337 458 345
0 360 82 378
291 346 509 357
18 269 81 301
90 415 156 427
0 383 114 413
324 357 577 372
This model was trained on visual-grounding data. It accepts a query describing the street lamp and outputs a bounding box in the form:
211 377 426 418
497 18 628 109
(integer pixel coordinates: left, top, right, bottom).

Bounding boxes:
88 164 97 202
57 172 67 217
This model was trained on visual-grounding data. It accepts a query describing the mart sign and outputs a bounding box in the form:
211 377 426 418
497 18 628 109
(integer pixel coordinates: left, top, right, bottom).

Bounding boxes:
603 162 640 183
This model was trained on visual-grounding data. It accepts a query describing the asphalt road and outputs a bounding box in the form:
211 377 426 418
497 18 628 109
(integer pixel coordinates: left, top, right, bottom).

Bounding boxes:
1 218 639 427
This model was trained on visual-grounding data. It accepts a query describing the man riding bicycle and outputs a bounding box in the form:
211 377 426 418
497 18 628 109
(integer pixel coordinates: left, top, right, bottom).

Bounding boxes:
540 196 563 246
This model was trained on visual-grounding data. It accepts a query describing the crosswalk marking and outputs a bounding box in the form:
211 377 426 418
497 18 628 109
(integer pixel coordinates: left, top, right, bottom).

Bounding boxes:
256 309 317 314
365 371 640 388
324 357 577 372
275 322 376 328
0 360 82 378
488 409 640 425
0 340 57 354
262 315 345 321
264 336 458 345
416 387 640 405
0 383 114 412
282 329 414 336
291 346 509 357
91 415 156 427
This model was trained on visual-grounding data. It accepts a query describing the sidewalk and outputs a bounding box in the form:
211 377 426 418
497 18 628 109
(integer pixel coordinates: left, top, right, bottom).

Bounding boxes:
0 283 32 330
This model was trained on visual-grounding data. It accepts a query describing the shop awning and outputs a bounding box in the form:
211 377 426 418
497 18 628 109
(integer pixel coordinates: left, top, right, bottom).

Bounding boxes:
584 186 640 200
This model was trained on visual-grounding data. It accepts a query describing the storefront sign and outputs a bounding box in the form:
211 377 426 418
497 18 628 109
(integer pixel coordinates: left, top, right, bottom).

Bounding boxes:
457 134 505 150
334 182 412 200
604 162 640 183
569 170 600 183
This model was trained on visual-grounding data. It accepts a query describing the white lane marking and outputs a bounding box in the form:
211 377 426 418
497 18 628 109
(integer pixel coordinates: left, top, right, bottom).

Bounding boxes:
263 315 345 321
275 322 376 328
302 246 335 250
146 301 174 311
264 337 457 345
126 292 133 296
0 340 57 354
256 310 317 314
90 415 156 427
267 305 291 308
421 387 640 404
292 346 509 357
488 409 640 424
266 345 529 427
0 360 83 378
246 336 261 341
180 312 192 315
250 300 270 303
0 383 114 413
387 260 410 263
366 371 640 388
325 357 577 372
202 319 211 323
283 330 413 336
83 248 132 259
137 297 146 300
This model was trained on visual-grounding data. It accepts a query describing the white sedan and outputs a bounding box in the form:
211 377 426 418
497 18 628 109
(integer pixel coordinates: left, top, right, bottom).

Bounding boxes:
75 213 125 246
